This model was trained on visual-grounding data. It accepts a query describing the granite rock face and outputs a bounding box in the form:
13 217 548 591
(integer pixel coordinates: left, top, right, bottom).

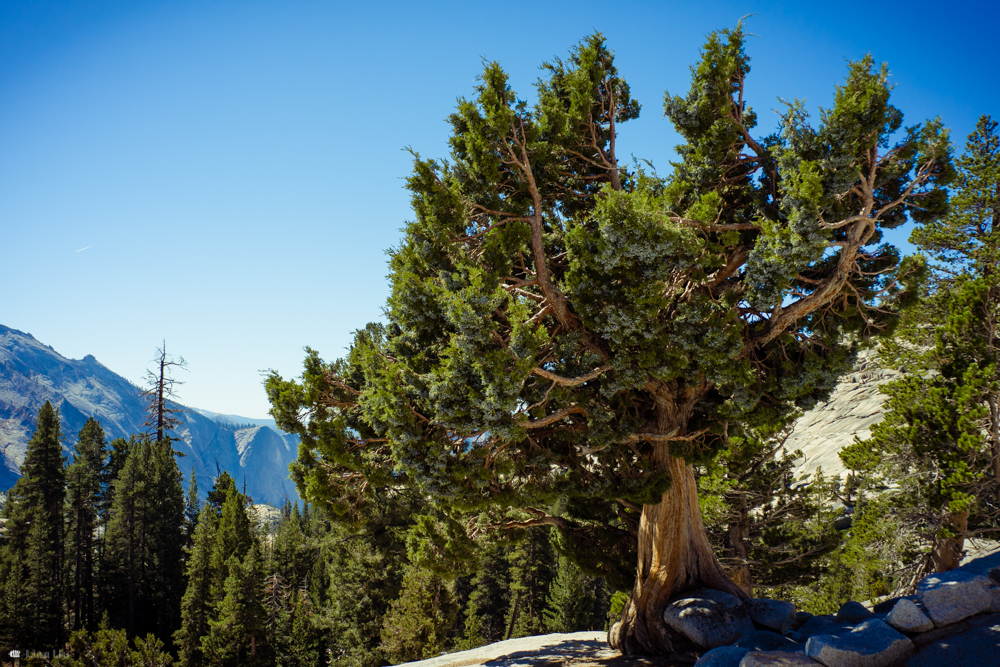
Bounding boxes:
748 599 798 631
805 619 913 667
917 570 994 626
664 589 753 649
785 351 901 483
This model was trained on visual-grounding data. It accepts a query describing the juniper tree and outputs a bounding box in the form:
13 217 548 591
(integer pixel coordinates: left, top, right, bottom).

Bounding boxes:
267 25 952 655
843 115 1000 573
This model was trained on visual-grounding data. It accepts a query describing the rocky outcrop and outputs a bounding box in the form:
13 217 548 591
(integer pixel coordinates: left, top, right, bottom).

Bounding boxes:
687 562 1000 667
784 351 901 483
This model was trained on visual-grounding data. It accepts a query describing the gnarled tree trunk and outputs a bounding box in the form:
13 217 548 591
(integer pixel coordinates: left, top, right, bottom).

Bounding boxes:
609 446 748 655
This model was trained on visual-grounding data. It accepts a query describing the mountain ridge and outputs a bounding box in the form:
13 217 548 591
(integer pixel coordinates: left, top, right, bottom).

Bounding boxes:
0 323 299 505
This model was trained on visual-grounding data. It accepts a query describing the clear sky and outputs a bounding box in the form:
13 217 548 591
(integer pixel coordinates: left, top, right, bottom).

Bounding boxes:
2 0 996 418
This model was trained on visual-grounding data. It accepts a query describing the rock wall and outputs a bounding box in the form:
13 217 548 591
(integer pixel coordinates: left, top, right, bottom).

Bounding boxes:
786 350 901 483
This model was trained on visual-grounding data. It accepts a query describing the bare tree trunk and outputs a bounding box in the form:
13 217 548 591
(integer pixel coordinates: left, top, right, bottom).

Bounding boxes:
989 393 1000 501
157 352 166 442
726 492 752 595
609 451 748 655
930 510 969 572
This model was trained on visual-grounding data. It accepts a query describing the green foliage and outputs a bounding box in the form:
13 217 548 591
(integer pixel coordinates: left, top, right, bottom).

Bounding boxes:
202 544 273 667
0 401 66 649
65 418 107 632
175 505 219 667
46 624 173 667
504 528 556 638
267 26 951 606
698 424 842 594
543 553 594 633
846 114 1000 576
458 543 511 650
380 566 457 663
103 436 186 643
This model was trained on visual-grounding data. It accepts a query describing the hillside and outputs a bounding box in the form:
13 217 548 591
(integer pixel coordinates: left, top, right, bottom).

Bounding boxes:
0 324 299 505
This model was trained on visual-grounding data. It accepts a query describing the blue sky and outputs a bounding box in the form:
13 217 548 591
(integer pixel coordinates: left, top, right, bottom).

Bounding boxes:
2 0 996 418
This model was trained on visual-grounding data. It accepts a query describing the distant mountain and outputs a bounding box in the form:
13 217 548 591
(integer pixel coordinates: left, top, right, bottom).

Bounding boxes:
0 324 299 505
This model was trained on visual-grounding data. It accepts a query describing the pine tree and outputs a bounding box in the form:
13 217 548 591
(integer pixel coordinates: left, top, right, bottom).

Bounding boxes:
459 543 511 649
202 543 272 667
175 505 219 667
698 422 842 596
504 527 556 639
843 115 1000 577
210 486 254 602
65 417 108 632
142 342 187 444
103 436 186 642
379 565 457 663
276 590 320 667
207 471 238 513
185 468 200 543
543 553 593 633
0 401 66 649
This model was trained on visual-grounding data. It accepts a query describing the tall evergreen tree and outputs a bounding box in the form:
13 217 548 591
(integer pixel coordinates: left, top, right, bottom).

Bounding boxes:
843 114 1000 574
459 543 511 650
65 417 108 632
176 505 220 667
504 527 557 639
543 553 593 633
210 486 254 602
0 401 66 649
379 565 457 663
185 468 200 544
104 436 186 642
202 543 272 667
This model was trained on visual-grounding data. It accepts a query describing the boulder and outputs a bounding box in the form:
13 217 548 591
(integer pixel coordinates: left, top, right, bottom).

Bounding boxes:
664 589 754 649
916 570 994 626
740 651 821 666
694 646 751 667
748 599 797 630
835 601 873 623
989 583 1000 613
885 598 933 633
789 615 853 643
805 619 913 667
734 630 803 652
